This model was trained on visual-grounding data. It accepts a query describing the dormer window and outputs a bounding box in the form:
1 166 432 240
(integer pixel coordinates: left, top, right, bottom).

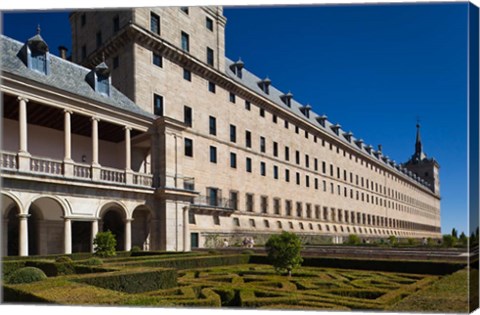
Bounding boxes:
86 59 111 97
20 26 50 75
258 77 271 94
316 115 327 127
365 145 373 154
330 124 341 135
230 58 244 78
280 92 293 107
300 104 312 118
355 139 364 149
343 131 353 142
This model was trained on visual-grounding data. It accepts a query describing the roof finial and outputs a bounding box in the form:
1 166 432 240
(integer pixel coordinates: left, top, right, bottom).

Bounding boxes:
36 24 41 35
102 52 106 63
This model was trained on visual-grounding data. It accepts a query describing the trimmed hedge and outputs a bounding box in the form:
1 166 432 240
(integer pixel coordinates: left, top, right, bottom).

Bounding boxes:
249 255 466 275
74 268 177 293
7 267 47 284
2 260 27 279
2 285 53 303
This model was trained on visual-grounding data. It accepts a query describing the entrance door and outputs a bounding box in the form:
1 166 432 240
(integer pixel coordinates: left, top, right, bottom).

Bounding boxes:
191 233 199 248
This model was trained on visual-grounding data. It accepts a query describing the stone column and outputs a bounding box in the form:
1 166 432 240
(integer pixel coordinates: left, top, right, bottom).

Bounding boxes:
91 117 101 180
183 207 190 252
124 126 133 185
63 110 74 176
64 217 72 254
124 218 133 251
18 213 30 256
91 219 99 253
17 97 31 171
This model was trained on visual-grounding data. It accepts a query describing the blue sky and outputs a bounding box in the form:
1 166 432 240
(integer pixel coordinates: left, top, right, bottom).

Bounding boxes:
1 2 472 235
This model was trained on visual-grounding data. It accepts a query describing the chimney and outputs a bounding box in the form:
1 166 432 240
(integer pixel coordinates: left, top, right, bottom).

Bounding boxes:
58 46 68 60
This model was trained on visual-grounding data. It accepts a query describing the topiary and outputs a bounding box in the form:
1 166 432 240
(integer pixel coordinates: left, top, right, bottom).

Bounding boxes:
130 245 142 253
84 257 104 266
93 231 117 257
55 256 73 263
7 267 47 284
265 231 303 276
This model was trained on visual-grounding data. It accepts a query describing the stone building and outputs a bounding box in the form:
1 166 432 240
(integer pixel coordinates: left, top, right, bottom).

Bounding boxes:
1 6 441 256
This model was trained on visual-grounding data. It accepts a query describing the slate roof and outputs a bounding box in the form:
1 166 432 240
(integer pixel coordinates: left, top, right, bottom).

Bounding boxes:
224 57 433 190
0 35 154 119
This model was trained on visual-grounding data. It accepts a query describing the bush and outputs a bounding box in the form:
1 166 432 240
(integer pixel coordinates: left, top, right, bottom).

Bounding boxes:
443 234 457 248
130 246 142 253
346 234 361 245
93 231 117 257
407 238 416 246
265 232 303 276
7 267 47 284
84 257 104 266
388 236 398 246
55 256 73 263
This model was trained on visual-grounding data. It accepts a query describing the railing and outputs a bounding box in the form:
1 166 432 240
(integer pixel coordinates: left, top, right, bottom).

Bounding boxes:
1 151 17 170
192 195 234 209
133 172 153 187
30 156 63 175
73 163 91 178
100 167 125 184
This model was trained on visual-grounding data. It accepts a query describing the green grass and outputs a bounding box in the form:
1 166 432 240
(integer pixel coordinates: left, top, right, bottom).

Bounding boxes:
389 268 476 313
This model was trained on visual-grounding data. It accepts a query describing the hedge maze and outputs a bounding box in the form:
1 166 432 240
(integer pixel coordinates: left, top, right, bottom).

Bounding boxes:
1 252 469 311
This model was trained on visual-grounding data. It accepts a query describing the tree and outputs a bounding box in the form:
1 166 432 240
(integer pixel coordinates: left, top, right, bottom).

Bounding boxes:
93 231 117 257
346 234 360 245
388 235 398 246
459 232 468 247
265 232 303 276
451 228 458 239
442 234 457 248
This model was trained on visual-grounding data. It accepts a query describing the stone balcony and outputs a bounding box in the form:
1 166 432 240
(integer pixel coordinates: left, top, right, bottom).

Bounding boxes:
1 150 153 188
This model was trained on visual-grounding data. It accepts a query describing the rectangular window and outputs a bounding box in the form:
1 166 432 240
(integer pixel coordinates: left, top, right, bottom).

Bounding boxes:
213 214 220 225
260 162 266 176
285 146 290 161
246 193 254 212
181 31 189 52
209 116 216 135
305 130 309 139
306 175 310 187
285 200 292 216
314 158 318 171
96 31 102 48
210 146 217 163
274 198 281 215
184 106 192 127
305 154 310 168
296 172 300 185
245 131 252 148
284 120 289 129
206 47 214 66
229 92 236 103
249 219 256 228
229 191 238 210
260 136 266 153
246 157 252 173
323 180 327 192
233 217 240 226
153 53 162 67
184 138 193 157
295 150 300 165
261 196 268 213
230 152 237 168
273 165 279 179
208 81 216 93
285 169 290 182
295 126 299 134
259 108 265 117
245 100 251 110
113 15 120 33
230 124 236 143
314 178 319 190
206 17 213 31
153 94 163 116
183 68 191 81
330 164 334 176
273 142 278 157
322 161 326 174
150 12 160 34
296 202 302 217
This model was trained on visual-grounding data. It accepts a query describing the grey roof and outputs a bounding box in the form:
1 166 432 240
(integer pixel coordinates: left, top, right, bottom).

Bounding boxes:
1 35 154 119
224 57 432 190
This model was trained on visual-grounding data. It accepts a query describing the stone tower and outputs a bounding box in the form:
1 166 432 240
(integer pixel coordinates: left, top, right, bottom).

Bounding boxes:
403 124 440 195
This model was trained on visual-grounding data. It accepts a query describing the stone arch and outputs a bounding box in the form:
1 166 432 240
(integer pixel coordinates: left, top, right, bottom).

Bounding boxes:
27 195 68 255
131 205 154 251
2 192 23 256
98 201 128 251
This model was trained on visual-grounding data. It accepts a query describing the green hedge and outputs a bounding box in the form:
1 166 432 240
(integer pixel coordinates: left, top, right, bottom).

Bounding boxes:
25 260 75 277
2 260 27 279
2 285 53 303
119 254 250 270
249 255 466 275
74 268 177 293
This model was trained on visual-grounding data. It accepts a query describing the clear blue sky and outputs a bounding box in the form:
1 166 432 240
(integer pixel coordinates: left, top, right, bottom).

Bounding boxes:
1 2 471 235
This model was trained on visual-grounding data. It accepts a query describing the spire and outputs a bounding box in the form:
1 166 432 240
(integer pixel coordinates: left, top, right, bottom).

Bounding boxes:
415 122 422 156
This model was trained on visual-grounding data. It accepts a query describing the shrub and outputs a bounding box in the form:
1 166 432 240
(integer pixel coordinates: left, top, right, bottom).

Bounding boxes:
443 234 457 248
84 257 104 266
407 238 416 246
7 267 47 284
93 231 117 257
130 245 142 253
346 234 361 245
265 232 303 276
55 256 73 263
388 236 398 246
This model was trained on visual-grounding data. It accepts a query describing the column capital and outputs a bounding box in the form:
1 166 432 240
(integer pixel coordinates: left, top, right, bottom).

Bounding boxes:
124 218 134 223
63 109 74 115
124 126 132 131
17 213 31 219
91 116 101 122
17 96 29 103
